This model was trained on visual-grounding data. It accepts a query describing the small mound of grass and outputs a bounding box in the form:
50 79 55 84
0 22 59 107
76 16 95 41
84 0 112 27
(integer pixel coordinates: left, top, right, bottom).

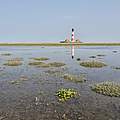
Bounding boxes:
32 57 49 61
37 63 51 68
63 74 86 83
29 61 50 67
48 62 66 67
91 82 120 97
29 61 65 68
29 61 46 66
56 88 77 102
45 69 65 78
4 59 22 66
80 60 107 68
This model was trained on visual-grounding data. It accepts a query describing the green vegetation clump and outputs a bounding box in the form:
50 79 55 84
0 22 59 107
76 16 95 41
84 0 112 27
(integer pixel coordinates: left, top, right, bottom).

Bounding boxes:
80 60 107 68
29 61 50 67
91 82 120 97
45 70 60 74
45 69 63 76
48 62 66 67
32 57 49 61
29 61 65 68
4 59 22 66
63 74 86 83
29 61 46 66
56 88 77 101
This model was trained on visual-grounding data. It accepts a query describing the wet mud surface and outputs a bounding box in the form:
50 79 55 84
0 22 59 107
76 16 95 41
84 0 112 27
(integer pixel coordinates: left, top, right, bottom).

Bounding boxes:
0 46 120 120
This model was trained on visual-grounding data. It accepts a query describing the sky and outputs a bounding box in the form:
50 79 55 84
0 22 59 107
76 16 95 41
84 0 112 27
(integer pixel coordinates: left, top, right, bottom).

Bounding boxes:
0 0 120 43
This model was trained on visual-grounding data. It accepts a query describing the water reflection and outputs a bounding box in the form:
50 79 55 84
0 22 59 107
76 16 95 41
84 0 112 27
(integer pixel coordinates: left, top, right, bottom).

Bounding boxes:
71 44 75 59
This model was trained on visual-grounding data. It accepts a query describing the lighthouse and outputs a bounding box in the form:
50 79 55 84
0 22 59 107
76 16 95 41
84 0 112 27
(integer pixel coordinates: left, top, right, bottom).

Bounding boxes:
71 28 75 59
71 28 74 43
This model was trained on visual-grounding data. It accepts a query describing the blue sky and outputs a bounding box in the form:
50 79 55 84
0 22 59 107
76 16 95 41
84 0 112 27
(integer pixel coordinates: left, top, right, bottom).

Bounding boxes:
0 0 120 43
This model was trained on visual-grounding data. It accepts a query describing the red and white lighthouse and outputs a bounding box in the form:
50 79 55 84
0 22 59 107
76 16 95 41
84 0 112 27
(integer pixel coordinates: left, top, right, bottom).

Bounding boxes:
71 28 74 43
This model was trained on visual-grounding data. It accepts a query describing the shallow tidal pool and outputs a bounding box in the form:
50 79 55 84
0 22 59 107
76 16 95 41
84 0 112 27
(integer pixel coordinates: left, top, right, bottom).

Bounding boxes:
0 46 120 120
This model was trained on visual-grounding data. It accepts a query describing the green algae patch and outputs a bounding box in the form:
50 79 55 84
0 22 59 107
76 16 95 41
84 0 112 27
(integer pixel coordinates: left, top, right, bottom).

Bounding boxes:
4 59 22 66
45 69 63 76
45 69 68 79
29 61 65 68
80 60 107 68
32 57 49 61
48 62 66 67
56 88 77 102
91 82 120 97
63 74 86 83
29 61 47 66
29 61 44 66
29 61 51 68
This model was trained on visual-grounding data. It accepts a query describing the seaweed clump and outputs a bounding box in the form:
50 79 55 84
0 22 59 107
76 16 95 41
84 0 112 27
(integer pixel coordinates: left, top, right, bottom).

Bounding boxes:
29 61 65 68
29 61 50 67
32 57 49 61
48 62 65 67
4 59 22 66
63 74 86 83
80 60 107 68
91 82 120 97
56 88 77 102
